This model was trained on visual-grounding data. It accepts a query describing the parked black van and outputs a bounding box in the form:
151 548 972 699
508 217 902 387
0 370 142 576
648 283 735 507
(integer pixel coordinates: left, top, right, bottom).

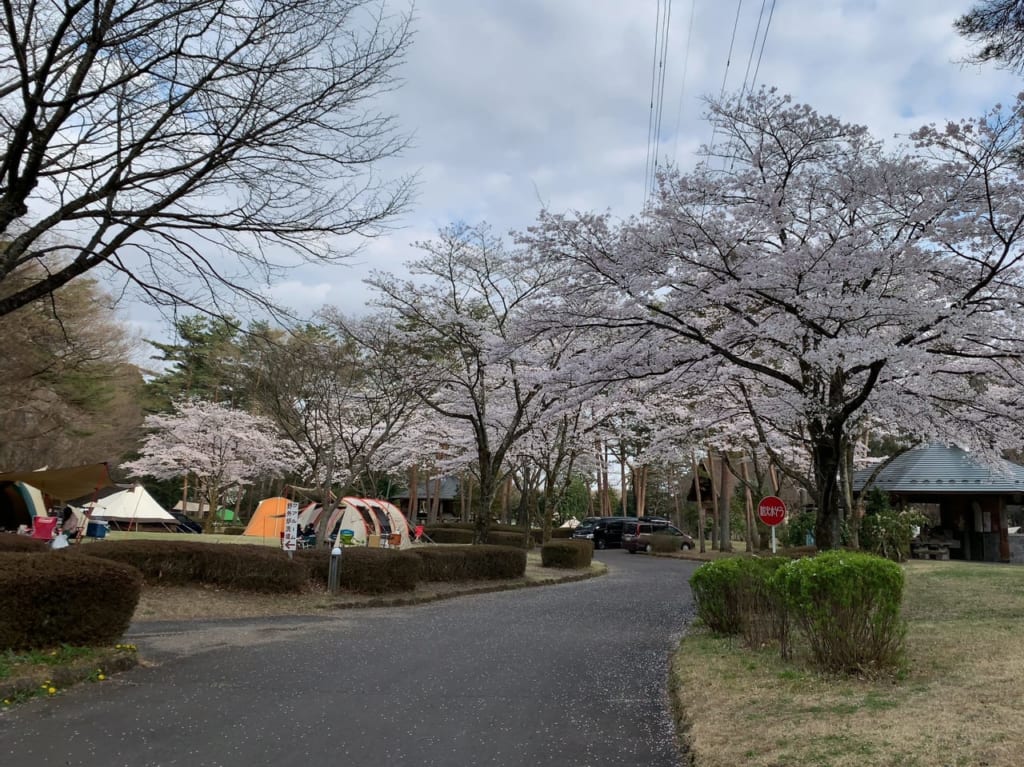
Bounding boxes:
571 516 629 549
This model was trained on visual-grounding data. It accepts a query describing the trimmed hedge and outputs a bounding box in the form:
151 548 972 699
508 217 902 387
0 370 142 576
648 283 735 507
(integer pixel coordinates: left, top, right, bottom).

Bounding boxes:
73 540 308 593
413 545 527 581
486 530 529 548
540 540 593 569
295 547 420 594
775 550 905 673
550 527 574 539
0 535 50 553
0 552 142 650
423 527 474 544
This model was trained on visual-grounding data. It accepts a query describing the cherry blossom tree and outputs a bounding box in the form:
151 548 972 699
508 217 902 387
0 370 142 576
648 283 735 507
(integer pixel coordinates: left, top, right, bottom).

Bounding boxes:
524 88 1024 550
366 223 565 541
122 399 301 518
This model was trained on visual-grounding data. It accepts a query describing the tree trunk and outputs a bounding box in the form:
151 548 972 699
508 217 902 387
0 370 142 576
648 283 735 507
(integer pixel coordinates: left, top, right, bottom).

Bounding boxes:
619 450 628 515
692 454 707 554
599 441 611 516
633 465 648 517
407 464 419 525
741 459 755 553
839 440 859 549
717 454 737 553
810 430 843 550
706 450 725 551
429 475 442 523
473 470 498 543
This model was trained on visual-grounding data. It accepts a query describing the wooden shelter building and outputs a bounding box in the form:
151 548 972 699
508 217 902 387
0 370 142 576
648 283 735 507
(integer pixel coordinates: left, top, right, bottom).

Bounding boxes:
852 443 1024 564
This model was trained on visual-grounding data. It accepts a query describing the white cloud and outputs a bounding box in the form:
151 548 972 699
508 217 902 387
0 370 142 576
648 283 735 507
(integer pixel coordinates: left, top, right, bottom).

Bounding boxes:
128 0 1024 342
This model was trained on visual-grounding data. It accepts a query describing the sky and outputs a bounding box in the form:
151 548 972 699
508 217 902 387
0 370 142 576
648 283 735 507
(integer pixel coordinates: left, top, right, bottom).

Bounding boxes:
124 0 1024 352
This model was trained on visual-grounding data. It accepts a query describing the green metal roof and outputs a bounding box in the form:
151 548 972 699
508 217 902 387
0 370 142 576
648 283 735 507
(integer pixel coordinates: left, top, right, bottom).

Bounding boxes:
853 443 1024 494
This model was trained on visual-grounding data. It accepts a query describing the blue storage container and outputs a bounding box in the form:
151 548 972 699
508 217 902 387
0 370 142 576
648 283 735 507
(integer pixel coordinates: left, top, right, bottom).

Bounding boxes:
86 521 108 539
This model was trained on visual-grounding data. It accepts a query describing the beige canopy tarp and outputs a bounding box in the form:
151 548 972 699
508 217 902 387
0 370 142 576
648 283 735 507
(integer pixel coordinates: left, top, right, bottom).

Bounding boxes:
0 463 115 501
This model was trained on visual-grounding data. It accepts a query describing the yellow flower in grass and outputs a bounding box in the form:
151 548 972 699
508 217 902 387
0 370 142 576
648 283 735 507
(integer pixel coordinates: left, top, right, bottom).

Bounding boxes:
97 672 106 681
46 686 57 695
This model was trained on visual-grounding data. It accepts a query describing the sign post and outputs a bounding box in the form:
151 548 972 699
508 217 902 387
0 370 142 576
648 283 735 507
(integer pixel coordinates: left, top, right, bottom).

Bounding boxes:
757 495 787 554
282 501 300 559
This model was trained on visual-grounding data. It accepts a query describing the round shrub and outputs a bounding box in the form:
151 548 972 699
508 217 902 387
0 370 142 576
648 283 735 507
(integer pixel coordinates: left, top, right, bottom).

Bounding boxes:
689 557 784 634
0 552 142 650
540 540 592 569
774 550 906 673
550 527 574 539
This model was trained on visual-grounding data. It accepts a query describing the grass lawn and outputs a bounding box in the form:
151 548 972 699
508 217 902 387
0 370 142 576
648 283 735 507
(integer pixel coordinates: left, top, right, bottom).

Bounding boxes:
671 559 1024 767
98 530 280 546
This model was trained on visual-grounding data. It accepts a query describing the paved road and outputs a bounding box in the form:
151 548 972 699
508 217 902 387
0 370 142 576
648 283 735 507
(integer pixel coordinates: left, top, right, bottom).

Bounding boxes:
1 551 700 767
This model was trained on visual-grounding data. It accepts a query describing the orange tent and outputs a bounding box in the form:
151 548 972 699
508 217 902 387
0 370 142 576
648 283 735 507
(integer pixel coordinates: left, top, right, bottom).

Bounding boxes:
242 497 292 539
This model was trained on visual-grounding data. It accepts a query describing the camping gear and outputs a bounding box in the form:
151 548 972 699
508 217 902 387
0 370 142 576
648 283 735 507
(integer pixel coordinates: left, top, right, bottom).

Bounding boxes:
242 497 291 539
86 520 109 539
30 516 57 540
79 485 177 530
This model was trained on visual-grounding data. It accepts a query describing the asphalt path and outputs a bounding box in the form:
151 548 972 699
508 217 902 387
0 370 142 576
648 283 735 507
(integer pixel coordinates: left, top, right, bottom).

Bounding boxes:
1 550 700 767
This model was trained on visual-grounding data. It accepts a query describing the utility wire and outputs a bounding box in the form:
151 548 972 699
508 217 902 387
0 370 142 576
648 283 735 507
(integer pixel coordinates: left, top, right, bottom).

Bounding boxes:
650 0 674 200
643 0 665 205
739 0 769 101
670 0 697 166
750 0 777 92
706 0 745 167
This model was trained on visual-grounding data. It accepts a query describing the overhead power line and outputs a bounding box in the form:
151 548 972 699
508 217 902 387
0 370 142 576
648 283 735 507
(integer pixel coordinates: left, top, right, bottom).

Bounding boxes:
670 0 697 166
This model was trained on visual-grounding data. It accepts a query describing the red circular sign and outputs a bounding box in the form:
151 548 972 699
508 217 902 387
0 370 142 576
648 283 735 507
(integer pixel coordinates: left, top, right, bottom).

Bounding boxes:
757 496 787 527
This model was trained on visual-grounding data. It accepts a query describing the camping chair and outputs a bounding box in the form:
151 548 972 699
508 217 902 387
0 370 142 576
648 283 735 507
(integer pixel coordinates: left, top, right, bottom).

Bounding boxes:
413 525 434 544
30 516 58 540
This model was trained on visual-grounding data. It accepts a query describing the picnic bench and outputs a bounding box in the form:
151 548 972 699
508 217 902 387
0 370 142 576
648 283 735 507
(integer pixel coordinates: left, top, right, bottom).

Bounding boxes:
910 536 960 561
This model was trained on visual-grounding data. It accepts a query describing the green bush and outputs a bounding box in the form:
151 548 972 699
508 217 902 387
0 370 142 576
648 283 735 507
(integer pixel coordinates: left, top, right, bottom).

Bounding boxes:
774 550 906 674
690 559 748 635
858 489 925 562
550 527 574 539
73 540 308 593
423 527 474 544
0 535 49 553
540 540 592 569
0 552 142 650
690 557 789 650
412 545 526 581
783 508 816 547
295 548 420 594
